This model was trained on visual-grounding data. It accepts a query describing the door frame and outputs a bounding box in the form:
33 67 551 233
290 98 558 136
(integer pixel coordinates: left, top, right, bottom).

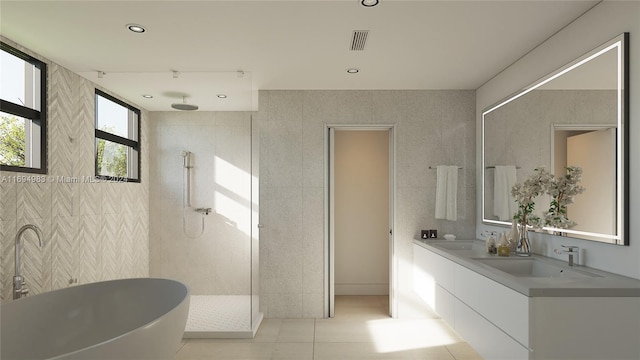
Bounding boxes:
324 124 397 318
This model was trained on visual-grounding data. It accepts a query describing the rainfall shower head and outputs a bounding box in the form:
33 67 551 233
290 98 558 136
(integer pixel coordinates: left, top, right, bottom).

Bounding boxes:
171 96 198 111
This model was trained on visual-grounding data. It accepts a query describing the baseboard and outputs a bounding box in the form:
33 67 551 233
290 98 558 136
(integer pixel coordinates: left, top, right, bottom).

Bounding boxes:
335 283 389 295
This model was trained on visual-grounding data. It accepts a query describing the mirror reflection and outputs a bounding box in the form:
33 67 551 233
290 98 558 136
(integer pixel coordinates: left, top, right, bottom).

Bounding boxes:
482 33 628 245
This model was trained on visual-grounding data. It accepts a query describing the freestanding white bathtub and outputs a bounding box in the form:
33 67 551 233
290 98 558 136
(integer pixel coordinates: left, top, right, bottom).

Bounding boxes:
1 278 189 360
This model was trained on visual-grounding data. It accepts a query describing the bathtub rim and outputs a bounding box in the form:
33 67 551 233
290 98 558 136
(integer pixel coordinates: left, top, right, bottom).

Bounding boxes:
1 277 190 360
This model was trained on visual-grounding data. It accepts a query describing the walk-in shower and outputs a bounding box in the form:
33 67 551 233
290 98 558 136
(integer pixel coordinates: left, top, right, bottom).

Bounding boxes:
149 110 260 338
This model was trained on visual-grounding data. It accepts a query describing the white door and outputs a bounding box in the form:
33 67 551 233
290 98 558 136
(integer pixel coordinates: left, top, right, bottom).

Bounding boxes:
567 128 616 237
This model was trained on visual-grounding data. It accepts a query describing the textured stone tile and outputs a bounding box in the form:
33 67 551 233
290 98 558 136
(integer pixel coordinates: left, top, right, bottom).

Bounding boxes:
77 215 101 284
17 182 51 220
1 58 149 301
0 178 17 221
51 215 79 290
0 219 16 302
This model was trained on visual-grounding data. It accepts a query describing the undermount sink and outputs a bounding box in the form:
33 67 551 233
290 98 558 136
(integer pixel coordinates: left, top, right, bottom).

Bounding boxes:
472 258 601 278
432 241 476 251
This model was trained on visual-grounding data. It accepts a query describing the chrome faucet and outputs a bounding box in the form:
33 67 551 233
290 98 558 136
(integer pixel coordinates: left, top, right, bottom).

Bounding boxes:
13 224 44 300
554 245 580 266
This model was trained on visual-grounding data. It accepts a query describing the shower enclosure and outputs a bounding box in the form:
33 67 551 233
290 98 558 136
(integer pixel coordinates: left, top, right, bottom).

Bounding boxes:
149 106 260 338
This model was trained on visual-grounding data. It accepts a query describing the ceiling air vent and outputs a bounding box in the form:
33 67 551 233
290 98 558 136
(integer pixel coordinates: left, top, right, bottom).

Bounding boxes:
350 30 369 51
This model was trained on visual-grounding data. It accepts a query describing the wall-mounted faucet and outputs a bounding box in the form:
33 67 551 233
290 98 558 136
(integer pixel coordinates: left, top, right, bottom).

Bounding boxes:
554 245 580 266
14 224 44 300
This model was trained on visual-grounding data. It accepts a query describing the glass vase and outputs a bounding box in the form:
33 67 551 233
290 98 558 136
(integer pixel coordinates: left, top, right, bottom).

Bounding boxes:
516 223 531 256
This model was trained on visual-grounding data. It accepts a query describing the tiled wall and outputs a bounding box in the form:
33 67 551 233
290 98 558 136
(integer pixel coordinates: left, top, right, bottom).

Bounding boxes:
0 37 149 303
257 90 476 318
148 111 253 296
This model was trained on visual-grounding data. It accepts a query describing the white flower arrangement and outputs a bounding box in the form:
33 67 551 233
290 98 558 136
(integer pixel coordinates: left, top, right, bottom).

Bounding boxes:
543 166 585 229
511 166 585 231
511 167 552 229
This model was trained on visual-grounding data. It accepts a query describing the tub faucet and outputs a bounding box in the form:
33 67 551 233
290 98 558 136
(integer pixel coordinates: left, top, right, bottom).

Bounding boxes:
554 245 580 266
14 224 44 300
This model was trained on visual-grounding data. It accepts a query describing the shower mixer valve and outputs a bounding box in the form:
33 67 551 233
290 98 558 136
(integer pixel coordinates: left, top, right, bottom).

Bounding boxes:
195 208 212 215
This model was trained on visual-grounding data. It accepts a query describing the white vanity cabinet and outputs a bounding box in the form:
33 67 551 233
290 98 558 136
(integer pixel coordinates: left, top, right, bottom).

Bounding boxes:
414 243 529 359
413 242 640 360
453 263 530 359
413 243 456 324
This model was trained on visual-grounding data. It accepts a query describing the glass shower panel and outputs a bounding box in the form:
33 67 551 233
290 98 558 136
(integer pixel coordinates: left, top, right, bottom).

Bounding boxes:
181 112 256 338
148 71 261 339
251 113 261 334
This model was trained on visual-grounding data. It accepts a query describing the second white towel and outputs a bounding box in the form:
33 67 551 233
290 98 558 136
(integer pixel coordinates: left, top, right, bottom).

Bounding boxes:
493 165 517 221
435 165 458 221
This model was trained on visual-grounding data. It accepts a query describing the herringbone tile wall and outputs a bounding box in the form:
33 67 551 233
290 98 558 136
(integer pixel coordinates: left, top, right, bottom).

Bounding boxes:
0 37 149 303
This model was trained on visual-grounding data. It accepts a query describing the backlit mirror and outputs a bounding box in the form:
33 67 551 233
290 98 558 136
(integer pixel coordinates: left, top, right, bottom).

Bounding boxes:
482 33 628 245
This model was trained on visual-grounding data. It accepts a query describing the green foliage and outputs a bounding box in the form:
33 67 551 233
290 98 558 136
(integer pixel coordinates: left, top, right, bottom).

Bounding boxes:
0 114 26 166
511 166 586 231
542 166 585 229
511 167 552 229
96 126 128 178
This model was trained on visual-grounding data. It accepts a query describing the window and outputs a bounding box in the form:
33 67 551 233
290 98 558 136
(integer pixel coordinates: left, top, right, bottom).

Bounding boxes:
95 90 140 182
0 42 47 173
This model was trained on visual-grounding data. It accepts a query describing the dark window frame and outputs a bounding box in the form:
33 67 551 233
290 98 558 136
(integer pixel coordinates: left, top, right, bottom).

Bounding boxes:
94 89 141 183
0 41 47 174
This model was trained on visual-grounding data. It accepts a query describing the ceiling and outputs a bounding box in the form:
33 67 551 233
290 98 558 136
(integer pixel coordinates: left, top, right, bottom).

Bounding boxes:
0 0 600 111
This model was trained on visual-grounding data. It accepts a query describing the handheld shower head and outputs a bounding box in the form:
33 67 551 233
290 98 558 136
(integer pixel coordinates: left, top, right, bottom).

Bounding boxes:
181 151 192 168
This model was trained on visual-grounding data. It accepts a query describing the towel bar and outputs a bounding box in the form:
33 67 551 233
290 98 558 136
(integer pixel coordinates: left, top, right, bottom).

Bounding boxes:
486 166 521 169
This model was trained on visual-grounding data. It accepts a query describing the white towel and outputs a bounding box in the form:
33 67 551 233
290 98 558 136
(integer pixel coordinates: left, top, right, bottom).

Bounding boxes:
493 165 517 221
435 165 458 221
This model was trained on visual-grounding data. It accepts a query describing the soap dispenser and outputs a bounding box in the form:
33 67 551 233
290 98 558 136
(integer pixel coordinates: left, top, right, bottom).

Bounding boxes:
486 232 497 254
498 232 510 257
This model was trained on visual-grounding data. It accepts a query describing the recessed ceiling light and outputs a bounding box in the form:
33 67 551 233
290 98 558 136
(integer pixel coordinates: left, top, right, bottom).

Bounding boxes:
361 0 379 7
346 68 360 74
217 94 228 99
127 24 146 33
142 94 153 99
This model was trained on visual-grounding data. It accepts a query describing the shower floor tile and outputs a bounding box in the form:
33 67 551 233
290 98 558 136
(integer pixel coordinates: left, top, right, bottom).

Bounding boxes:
184 295 259 338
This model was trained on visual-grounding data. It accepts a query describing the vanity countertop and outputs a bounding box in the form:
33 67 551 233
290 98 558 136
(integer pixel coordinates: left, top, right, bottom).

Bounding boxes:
414 239 640 297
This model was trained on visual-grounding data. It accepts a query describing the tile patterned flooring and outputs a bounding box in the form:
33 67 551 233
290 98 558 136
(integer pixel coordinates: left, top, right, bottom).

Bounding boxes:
175 296 483 359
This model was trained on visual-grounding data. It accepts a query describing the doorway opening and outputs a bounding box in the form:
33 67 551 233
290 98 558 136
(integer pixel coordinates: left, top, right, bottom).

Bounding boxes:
552 124 616 240
324 125 396 318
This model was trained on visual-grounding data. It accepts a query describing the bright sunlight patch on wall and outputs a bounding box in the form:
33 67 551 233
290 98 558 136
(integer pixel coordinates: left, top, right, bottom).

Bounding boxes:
214 156 252 236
